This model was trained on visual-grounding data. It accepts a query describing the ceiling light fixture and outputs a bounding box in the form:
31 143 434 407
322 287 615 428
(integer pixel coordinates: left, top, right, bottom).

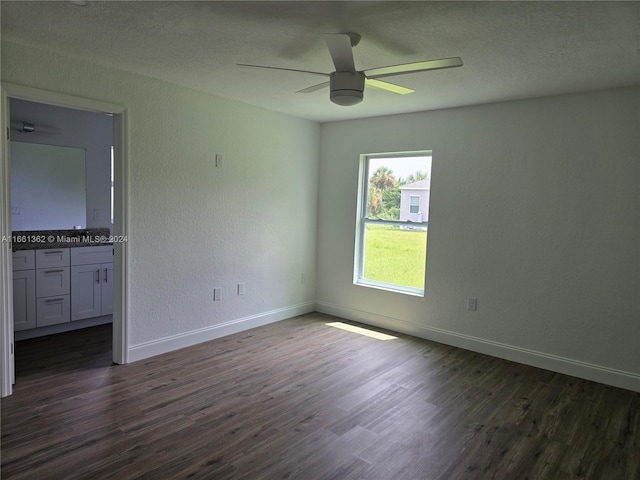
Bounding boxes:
329 72 365 106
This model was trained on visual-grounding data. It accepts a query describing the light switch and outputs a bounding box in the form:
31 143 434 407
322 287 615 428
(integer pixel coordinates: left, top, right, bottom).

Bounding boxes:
467 297 478 311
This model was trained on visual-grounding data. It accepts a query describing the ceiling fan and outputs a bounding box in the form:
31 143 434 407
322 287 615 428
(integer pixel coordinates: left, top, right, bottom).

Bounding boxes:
239 33 463 106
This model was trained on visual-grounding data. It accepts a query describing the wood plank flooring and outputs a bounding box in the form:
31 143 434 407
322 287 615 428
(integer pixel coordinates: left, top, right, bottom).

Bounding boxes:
2 313 639 479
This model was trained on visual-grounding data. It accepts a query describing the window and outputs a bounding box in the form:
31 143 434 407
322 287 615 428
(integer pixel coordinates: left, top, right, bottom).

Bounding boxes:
354 152 432 296
410 196 420 214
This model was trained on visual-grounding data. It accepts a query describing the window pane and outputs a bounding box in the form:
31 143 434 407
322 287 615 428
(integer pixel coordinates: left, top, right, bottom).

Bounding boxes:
366 157 430 220
363 223 427 290
410 196 420 214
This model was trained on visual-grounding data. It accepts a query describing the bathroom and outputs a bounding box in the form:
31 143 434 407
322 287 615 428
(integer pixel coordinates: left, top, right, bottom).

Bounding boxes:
9 98 115 341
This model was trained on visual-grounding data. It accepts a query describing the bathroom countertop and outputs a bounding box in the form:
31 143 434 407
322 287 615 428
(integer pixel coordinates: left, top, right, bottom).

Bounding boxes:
10 228 113 251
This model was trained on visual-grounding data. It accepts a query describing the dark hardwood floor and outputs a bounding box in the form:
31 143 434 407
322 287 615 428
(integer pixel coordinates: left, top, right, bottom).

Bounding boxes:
2 313 639 479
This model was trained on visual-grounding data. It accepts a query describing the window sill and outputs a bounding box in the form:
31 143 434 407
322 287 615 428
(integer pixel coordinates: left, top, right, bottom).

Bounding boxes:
354 279 424 297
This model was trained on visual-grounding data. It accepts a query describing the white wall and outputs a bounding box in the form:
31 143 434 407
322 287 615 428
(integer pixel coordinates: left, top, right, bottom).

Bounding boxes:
1 40 319 353
317 87 640 390
9 98 113 230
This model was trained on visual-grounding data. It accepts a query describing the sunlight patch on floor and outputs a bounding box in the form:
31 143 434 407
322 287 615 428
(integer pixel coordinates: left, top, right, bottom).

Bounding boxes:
325 322 397 340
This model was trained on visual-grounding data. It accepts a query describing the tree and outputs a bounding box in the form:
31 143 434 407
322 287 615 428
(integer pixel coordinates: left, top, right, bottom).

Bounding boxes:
381 186 401 220
368 186 383 216
368 167 397 218
370 167 396 190
402 171 428 185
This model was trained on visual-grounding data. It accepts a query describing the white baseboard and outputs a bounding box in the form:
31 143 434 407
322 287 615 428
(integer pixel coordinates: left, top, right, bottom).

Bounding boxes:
128 302 315 363
315 301 640 393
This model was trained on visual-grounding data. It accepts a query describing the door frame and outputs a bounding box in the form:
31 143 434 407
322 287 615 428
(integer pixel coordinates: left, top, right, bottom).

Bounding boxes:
1 83 129 397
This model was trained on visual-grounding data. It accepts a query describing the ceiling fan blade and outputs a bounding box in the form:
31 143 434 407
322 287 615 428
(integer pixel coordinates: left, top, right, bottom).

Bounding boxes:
364 57 463 79
237 64 328 77
10 121 60 134
296 81 330 94
324 33 356 72
365 78 414 95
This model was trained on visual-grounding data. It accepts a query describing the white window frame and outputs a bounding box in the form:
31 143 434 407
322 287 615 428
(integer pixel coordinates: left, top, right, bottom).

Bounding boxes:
354 151 431 296
410 195 420 214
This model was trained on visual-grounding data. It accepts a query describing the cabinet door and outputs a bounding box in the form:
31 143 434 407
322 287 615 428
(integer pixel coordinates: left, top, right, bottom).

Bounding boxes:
101 263 114 316
36 295 70 327
71 264 102 321
13 270 36 331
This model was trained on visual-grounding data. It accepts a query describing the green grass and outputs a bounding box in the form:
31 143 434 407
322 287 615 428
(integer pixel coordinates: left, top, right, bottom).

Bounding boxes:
363 224 427 289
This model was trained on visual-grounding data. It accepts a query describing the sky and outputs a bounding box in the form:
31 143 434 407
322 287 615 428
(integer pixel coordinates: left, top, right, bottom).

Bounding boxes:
368 156 432 182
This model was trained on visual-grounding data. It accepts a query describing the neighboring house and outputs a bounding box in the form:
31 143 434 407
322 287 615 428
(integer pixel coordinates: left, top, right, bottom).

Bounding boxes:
399 178 430 225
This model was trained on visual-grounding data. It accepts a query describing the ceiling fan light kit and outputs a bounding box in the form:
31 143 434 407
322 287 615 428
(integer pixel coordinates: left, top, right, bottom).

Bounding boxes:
239 33 463 107
330 72 365 106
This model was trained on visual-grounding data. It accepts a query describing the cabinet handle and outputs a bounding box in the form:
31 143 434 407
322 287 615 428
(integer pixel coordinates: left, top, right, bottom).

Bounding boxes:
45 297 64 303
44 269 64 274
96 269 101 283
104 267 108 283
44 250 64 254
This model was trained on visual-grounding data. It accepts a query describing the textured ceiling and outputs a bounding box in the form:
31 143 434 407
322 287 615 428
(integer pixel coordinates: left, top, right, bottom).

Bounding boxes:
1 1 639 122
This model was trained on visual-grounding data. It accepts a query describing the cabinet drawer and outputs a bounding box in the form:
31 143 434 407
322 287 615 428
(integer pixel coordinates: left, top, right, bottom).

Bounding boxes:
35 249 70 269
71 246 114 266
36 295 70 327
12 250 35 271
36 267 70 298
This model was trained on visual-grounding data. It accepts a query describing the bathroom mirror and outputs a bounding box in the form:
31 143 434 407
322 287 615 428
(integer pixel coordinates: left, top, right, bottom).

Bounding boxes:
10 141 86 230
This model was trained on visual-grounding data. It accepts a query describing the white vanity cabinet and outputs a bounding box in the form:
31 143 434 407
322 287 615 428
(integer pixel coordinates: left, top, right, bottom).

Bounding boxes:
71 246 114 321
12 245 113 333
12 250 36 331
35 249 71 327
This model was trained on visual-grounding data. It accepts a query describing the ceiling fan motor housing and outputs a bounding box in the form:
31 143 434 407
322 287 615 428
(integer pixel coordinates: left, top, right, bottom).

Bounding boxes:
330 72 365 106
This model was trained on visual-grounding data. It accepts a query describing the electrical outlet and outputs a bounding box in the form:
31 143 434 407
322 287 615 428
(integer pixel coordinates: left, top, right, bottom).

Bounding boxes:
214 288 221 301
467 297 478 311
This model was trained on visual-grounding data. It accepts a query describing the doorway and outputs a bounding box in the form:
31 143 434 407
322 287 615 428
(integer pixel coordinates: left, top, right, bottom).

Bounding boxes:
1 83 129 397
